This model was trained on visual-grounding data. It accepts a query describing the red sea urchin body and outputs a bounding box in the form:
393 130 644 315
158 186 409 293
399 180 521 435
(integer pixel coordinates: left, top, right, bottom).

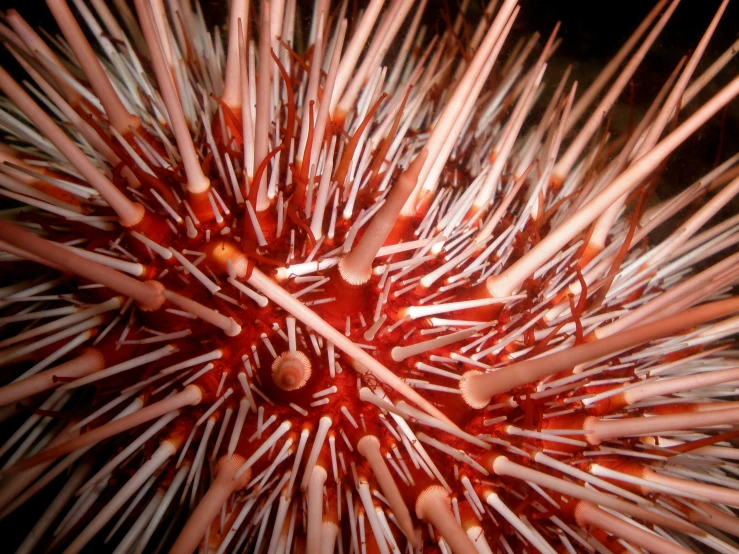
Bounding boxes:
0 0 738 553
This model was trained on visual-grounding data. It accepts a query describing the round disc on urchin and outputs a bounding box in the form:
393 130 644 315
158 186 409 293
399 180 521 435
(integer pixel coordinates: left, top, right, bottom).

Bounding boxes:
271 350 312 391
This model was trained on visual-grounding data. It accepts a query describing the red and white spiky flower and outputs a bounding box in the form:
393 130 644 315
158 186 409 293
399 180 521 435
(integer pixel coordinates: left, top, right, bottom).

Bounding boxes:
0 0 738 553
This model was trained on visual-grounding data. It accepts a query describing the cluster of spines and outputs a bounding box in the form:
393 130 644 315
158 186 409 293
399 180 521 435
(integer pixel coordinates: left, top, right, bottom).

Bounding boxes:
0 0 738 553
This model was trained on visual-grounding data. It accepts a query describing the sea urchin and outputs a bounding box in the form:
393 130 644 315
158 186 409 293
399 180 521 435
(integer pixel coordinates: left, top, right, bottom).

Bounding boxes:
0 0 739 553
